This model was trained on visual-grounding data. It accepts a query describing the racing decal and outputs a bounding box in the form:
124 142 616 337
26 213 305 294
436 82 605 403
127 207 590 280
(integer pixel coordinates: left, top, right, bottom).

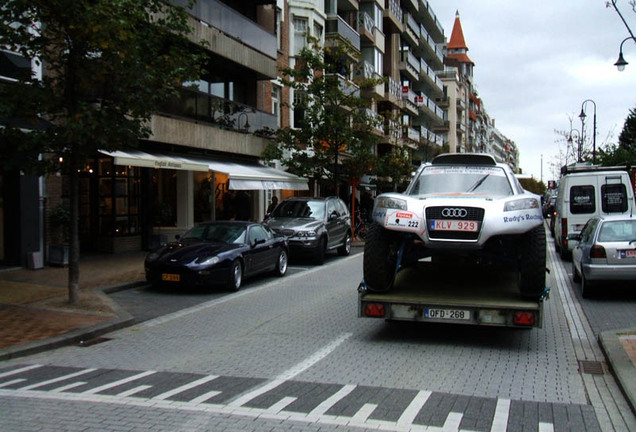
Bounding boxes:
384 210 422 232
503 213 543 223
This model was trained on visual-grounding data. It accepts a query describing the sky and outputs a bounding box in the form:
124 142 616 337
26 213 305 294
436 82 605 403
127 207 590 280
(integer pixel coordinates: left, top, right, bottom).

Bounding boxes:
430 0 636 182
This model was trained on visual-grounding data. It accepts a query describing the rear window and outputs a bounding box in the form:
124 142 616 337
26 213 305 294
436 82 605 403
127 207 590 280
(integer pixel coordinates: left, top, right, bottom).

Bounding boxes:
601 183 628 213
598 220 636 242
569 185 595 214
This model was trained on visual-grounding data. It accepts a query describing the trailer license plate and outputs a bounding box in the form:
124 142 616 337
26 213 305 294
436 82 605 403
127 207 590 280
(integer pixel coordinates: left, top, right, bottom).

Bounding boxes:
161 273 180 282
425 308 471 320
429 220 478 232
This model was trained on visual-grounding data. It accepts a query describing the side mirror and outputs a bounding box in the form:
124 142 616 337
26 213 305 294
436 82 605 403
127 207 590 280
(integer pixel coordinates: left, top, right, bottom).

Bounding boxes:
328 212 338 221
252 238 266 247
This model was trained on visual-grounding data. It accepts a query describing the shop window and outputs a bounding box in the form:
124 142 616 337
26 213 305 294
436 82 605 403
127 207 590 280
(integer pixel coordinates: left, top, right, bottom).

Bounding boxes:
152 169 177 227
98 159 141 236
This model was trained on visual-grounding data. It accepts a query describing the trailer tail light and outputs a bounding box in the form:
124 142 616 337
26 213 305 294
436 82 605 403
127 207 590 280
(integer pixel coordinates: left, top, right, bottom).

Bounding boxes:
513 311 535 326
590 245 606 259
364 303 385 318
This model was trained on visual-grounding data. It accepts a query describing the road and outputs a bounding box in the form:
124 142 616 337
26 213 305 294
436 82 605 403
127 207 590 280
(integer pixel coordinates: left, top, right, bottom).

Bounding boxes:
0 236 634 431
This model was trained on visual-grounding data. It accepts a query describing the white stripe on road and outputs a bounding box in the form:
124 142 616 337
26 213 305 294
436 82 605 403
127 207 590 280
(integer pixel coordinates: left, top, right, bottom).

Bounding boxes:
443 412 464 431
397 390 431 426
308 384 356 417
20 368 96 391
490 398 510 432
52 382 86 392
82 370 155 395
117 385 152 398
267 396 297 414
229 333 352 408
189 390 221 405
0 378 25 388
0 364 42 378
351 403 377 423
539 422 555 432
152 375 219 401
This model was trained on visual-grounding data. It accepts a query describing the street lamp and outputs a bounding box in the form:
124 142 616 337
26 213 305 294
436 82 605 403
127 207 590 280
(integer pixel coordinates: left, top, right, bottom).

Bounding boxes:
579 99 596 164
614 36 636 71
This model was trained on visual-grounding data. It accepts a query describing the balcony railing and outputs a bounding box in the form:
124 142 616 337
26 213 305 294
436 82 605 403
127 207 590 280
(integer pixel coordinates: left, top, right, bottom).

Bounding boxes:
405 12 420 40
419 25 444 64
357 11 374 36
159 87 277 133
420 59 443 91
386 0 403 24
386 76 402 101
171 0 276 58
354 60 375 80
361 108 384 134
326 15 360 50
325 73 360 98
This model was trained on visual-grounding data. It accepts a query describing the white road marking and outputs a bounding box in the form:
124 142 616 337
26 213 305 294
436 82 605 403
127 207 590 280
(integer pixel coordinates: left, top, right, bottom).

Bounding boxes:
351 403 377 423
189 390 221 404
19 368 96 391
442 412 463 431
490 398 510 432
52 382 86 392
116 385 152 398
266 396 297 413
397 390 431 425
0 364 42 378
0 378 25 388
539 422 555 432
308 384 356 417
152 375 219 401
82 370 155 395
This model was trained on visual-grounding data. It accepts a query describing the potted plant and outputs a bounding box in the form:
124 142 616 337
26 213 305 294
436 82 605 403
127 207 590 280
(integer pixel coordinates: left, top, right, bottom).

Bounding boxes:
48 204 70 265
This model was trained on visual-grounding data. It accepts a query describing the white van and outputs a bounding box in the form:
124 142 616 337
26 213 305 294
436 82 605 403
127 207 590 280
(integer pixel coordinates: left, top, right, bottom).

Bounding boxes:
554 164 634 259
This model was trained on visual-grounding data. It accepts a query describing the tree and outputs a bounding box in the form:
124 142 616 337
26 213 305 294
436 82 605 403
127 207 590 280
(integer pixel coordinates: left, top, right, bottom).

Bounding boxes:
595 105 636 166
263 37 383 196
618 105 636 152
374 147 413 193
0 0 205 303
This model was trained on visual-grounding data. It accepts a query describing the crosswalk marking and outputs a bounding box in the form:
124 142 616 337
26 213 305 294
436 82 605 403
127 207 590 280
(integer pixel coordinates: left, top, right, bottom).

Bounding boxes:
52 382 86 392
308 384 356 417
0 378 25 388
0 364 42 378
351 403 377 423
82 370 156 395
117 385 152 398
397 390 431 425
267 396 297 414
490 398 511 432
20 368 96 391
152 375 218 401
189 390 221 404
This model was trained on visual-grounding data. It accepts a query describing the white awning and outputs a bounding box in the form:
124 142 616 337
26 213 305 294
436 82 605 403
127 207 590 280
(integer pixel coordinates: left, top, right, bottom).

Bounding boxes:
100 149 308 191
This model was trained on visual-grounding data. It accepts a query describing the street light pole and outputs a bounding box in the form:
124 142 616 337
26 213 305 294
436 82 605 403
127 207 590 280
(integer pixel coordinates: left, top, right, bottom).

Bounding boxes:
579 99 597 164
614 36 636 71
568 128 582 163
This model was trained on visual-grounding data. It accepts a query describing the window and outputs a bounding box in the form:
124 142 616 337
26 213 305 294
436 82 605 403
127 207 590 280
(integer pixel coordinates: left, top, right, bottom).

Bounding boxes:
276 7 283 51
569 185 595 214
313 22 323 40
293 90 306 129
272 85 281 127
249 225 270 244
0 50 31 82
293 16 308 55
601 183 628 213
98 159 141 236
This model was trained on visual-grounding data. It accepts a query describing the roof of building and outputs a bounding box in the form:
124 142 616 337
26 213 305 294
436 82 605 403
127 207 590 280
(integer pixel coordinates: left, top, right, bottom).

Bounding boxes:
446 11 473 65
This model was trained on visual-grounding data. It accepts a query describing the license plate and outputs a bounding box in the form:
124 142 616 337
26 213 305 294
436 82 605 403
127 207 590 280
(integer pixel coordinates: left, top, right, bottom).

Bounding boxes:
424 308 471 320
619 249 636 259
429 220 479 232
161 273 180 282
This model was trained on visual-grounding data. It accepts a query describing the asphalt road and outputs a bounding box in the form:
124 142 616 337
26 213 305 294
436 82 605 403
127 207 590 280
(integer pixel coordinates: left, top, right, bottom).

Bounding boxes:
0 236 634 431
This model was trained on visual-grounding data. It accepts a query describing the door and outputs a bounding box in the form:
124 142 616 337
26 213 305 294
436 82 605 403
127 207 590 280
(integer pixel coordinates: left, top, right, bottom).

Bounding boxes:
245 225 277 275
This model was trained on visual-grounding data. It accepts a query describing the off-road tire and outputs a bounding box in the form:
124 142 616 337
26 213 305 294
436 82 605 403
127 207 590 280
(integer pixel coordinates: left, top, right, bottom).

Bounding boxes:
518 226 546 300
363 223 399 292
338 232 351 256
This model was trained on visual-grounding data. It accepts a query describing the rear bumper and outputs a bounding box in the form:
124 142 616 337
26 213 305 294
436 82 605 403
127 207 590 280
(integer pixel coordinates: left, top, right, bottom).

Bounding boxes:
583 264 636 282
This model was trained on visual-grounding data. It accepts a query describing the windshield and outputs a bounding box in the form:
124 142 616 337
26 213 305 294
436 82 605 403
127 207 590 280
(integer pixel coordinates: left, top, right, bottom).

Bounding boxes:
598 220 636 242
182 224 247 244
408 166 513 197
271 200 326 219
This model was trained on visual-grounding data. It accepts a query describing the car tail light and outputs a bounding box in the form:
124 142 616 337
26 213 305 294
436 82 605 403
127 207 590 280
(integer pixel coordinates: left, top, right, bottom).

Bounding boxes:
364 303 385 318
513 311 536 326
590 245 606 259
561 218 568 237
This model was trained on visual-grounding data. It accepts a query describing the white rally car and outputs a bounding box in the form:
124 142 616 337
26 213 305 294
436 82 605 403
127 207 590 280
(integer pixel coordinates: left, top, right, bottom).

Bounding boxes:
364 153 546 299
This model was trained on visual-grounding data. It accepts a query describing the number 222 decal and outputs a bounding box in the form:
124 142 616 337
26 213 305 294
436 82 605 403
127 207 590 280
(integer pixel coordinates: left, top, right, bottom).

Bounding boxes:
384 210 422 233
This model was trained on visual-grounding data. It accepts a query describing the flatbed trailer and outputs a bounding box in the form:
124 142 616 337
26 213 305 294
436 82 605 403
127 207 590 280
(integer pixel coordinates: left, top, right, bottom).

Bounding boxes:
358 263 547 328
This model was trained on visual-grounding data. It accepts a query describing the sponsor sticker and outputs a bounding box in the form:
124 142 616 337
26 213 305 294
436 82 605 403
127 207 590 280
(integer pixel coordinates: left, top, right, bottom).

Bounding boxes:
384 210 422 232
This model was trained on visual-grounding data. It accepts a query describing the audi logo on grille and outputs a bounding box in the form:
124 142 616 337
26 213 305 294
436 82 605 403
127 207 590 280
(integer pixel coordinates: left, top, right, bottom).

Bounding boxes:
441 208 467 218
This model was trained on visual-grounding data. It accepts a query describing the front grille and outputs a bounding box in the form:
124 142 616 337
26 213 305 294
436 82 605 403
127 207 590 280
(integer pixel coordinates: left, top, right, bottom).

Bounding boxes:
426 206 485 240
273 228 295 237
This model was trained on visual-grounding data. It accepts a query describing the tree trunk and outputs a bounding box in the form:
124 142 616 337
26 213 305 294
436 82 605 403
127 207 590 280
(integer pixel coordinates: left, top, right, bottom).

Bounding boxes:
67 156 80 304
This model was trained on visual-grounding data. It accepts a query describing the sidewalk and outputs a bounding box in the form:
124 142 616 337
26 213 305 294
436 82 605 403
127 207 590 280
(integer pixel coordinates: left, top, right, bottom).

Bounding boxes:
0 250 634 414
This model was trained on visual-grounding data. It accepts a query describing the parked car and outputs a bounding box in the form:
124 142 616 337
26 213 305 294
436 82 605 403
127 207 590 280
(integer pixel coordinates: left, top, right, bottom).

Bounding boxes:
554 164 634 260
571 215 636 297
145 221 288 291
264 196 351 264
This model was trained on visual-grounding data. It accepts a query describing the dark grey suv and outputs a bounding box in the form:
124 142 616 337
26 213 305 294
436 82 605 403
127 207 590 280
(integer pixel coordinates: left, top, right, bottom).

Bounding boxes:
264 196 351 264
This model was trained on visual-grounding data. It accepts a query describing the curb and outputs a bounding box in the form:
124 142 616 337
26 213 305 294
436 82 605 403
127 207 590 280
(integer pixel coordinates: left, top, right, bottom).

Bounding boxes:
598 328 636 416
0 280 146 361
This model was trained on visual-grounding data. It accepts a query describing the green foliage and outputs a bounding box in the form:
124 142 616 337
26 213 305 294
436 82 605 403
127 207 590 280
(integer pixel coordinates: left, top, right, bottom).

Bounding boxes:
264 37 383 194
518 177 545 196
374 148 413 192
0 0 206 173
618 105 636 153
595 105 636 167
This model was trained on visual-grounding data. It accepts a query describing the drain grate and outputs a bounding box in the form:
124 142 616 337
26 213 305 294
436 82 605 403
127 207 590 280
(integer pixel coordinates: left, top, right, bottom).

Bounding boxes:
75 337 111 347
579 360 605 375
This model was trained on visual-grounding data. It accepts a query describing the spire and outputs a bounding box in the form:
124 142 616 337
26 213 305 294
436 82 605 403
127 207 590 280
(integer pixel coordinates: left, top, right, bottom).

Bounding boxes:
446 11 473 65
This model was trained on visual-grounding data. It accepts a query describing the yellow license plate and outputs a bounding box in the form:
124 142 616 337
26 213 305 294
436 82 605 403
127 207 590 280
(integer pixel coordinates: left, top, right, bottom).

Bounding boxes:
161 273 180 282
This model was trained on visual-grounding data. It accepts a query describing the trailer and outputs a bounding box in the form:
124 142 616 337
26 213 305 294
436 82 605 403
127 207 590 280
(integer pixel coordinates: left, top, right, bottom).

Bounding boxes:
358 263 547 328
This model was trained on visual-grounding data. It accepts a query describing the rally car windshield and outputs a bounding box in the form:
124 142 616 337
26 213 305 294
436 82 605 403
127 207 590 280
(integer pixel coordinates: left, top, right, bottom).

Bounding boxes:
407 166 513 197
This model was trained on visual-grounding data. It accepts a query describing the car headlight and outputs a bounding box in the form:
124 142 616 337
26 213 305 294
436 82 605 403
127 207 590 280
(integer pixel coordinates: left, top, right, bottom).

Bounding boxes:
375 196 407 210
296 230 317 238
197 256 220 266
504 198 540 212
146 251 161 262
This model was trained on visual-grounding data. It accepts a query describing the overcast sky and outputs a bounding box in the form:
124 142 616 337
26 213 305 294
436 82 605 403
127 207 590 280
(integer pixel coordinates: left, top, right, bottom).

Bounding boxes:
430 0 636 181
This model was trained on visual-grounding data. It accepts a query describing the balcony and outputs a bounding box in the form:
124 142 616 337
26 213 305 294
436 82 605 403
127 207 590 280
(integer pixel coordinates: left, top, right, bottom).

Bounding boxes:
384 0 404 33
384 118 402 141
325 73 360 98
419 59 443 96
361 108 385 135
403 12 420 47
417 0 445 40
354 60 375 80
357 11 375 45
399 50 419 81
173 0 276 59
326 14 361 51
384 76 402 107
401 87 418 115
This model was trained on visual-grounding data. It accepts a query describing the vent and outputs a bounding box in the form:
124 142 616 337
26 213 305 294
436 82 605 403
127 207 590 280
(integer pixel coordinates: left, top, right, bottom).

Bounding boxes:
579 360 605 375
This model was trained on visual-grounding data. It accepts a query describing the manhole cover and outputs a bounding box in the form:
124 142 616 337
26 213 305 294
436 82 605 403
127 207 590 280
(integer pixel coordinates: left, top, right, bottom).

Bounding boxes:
579 360 604 375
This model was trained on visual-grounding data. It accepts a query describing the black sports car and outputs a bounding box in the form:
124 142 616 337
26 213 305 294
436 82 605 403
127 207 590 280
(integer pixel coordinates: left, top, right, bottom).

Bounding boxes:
145 221 288 291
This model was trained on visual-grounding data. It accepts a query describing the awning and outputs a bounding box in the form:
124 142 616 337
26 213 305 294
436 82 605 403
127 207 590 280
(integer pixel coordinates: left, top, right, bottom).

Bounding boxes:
100 149 308 191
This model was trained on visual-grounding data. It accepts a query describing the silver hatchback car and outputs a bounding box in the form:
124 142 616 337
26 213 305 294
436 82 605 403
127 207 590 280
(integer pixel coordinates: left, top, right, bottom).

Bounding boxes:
572 215 636 297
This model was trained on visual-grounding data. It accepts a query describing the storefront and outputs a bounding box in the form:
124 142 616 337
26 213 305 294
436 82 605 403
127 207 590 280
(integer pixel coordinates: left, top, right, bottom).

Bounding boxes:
76 149 308 253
